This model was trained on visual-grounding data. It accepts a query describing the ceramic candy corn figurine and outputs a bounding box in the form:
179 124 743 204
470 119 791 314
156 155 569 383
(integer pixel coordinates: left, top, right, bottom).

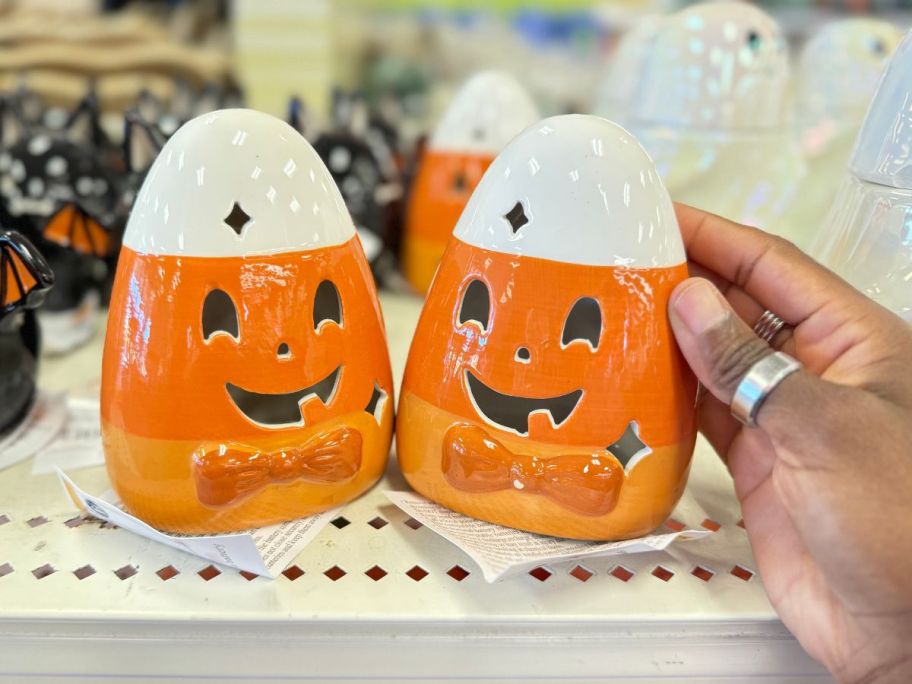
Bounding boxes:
102 109 394 533
397 115 698 541
785 19 902 249
402 71 539 294
0 230 53 435
628 2 805 242
812 31 912 322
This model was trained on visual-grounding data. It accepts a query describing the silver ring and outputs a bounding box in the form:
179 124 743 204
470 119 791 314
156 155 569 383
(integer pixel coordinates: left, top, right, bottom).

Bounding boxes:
753 310 787 345
731 351 802 427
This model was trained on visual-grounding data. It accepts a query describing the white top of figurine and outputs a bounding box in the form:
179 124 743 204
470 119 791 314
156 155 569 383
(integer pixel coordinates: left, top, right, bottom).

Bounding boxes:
631 1 789 130
428 71 540 155
122 109 355 257
453 114 685 268
850 30 912 190
794 19 902 123
593 16 664 118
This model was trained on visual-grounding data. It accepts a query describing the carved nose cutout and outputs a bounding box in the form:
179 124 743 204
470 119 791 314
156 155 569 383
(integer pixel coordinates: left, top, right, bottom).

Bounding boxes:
515 346 530 364
277 342 290 359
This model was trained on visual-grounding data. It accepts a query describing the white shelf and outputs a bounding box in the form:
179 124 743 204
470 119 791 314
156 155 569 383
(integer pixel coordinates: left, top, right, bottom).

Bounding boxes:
0 293 831 682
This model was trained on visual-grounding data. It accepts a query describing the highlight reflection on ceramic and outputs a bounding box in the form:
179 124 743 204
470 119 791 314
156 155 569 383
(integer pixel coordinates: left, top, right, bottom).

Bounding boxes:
101 109 394 533
402 71 539 294
628 2 805 243
397 115 698 541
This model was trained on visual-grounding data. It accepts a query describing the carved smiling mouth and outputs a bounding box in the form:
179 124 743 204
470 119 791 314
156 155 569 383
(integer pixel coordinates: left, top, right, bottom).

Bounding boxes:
227 366 341 428
465 371 582 436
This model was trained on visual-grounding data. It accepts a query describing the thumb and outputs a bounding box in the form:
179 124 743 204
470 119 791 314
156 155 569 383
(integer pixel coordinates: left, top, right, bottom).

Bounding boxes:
668 277 774 406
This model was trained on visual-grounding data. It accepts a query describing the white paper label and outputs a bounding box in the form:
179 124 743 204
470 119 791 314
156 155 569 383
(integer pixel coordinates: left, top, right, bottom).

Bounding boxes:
0 392 67 471
385 491 710 583
32 398 105 474
58 469 339 578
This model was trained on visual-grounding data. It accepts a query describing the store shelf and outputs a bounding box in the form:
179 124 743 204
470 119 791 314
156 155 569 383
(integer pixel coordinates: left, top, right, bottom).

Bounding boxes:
0 293 831 682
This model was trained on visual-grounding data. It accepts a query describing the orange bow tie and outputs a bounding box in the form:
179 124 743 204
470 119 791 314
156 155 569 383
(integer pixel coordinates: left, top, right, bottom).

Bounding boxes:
193 426 362 507
442 424 624 517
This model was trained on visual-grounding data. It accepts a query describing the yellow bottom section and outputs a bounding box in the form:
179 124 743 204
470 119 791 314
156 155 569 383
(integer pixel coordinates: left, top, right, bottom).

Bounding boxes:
396 391 696 541
103 406 393 534
402 234 446 295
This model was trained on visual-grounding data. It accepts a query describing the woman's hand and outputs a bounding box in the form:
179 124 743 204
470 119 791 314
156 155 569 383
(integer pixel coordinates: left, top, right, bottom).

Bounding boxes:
668 204 912 684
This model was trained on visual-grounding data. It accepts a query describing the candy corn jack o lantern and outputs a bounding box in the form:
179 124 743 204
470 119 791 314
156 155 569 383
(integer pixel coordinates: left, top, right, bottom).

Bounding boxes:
402 71 539 293
397 115 697 541
101 109 394 533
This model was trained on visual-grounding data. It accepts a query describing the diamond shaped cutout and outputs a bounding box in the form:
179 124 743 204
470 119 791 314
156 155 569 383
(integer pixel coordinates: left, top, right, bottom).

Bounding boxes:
447 565 470 581
324 565 346 581
198 565 221 581
32 563 55 579
406 566 428 582
114 565 138 580
74 565 96 580
691 566 715 582
365 565 387 581
610 565 634 582
156 565 179 581
26 516 48 528
282 565 304 581
0 563 13 578
701 518 721 532
569 565 594 582
404 517 422 530
367 516 388 530
224 202 251 236
529 567 552 582
239 571 258 581
652 565 674 582
731 565 754 582
330 516 350 529
503 200 528 233
0 514 10 526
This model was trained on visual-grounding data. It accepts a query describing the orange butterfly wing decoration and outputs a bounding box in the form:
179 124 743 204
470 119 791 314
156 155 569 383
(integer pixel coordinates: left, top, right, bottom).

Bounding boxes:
0 231 55 315
43 203 112 258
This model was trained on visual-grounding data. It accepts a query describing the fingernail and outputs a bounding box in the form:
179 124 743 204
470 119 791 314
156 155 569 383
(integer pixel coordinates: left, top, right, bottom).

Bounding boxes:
671 279 729 336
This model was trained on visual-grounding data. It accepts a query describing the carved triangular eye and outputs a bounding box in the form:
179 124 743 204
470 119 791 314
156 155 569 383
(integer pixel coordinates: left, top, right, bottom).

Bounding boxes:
458 279 490 331
224 202 251 236
202 288 239 341
503 201 528 234
562 297 601 350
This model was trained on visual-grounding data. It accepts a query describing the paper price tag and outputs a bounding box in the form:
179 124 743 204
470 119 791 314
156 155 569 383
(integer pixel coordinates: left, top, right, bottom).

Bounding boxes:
385 491 710 583
58 469 339 578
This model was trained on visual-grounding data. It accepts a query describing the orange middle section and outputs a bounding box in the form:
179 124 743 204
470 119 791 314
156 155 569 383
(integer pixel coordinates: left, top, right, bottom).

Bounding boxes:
101 239 394 532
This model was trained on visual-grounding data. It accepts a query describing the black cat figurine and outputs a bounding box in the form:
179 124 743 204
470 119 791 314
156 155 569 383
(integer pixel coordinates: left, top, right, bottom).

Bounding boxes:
0 230 54 436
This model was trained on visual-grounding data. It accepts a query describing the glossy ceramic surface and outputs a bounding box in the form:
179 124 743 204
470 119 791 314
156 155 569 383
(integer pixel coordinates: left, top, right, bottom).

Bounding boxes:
402 72 539 294
632 2 788 130
101 109 394 533
397 115 698 541
628 2 804 242
0 230 53 435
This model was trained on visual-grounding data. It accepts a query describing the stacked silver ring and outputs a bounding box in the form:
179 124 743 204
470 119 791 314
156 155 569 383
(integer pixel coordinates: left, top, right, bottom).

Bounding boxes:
731 351 802 427
753 310 787 344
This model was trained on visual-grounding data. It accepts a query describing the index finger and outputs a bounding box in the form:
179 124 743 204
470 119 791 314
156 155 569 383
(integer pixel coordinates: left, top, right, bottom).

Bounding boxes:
674 203 868 326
